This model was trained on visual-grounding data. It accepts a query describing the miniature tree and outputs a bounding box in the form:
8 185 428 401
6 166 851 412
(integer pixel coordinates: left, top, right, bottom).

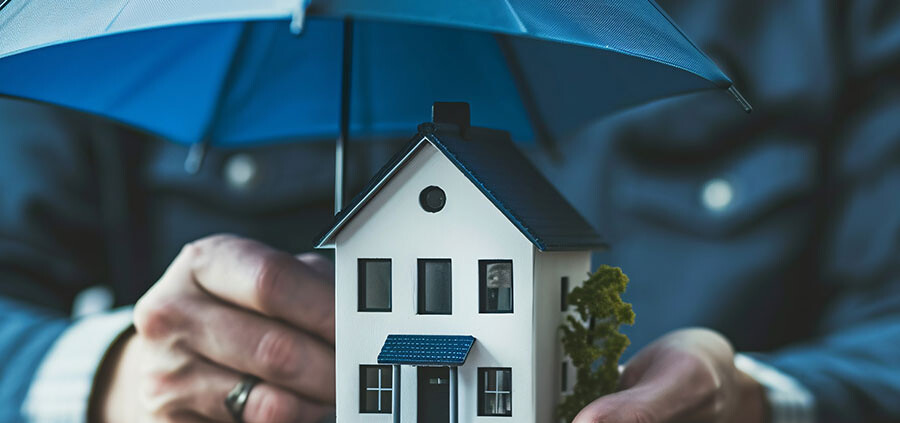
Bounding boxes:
557 265 635 422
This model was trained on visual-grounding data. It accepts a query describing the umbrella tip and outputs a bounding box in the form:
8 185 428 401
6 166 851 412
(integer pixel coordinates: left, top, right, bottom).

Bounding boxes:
729 86 753 113
184 142 208 175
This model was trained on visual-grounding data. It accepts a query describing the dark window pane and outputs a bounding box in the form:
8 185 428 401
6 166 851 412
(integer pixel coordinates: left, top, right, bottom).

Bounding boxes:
561 276 569 311
418 259 451 314
365 261 391 309
381 391 392 411
359 259 391 311
419 186 447 212
497 369 511 391
484 393 498 415
365 391 378 411
561 361 568 392
365 367 378 386
480 260 513 313
381 366 392 387
499 393 512 414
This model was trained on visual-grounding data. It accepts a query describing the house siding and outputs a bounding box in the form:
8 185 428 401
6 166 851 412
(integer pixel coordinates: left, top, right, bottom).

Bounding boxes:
334 144 536 422
533 249 592 423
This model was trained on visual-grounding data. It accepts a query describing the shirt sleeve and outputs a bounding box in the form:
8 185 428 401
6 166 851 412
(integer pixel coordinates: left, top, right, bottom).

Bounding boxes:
735 354 816 423
0 99 111 420
0 299 69 423
752 2 900 420
21 307 133 423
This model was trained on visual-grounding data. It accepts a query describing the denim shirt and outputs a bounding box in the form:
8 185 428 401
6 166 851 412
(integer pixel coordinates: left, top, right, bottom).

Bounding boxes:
534 1 900 421
1 0 899 422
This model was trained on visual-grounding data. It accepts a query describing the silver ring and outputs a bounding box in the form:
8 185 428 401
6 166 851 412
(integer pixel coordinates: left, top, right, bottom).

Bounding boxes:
224 374 260 423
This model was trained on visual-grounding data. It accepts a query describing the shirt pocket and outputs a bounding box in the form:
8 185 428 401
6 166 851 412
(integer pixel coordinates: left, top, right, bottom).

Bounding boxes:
141 140 337 214
609 138 818 238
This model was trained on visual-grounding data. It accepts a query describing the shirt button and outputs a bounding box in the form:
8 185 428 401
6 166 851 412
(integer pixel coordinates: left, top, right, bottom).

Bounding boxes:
224 153 258 190
701 178 733 212
72 285 114 318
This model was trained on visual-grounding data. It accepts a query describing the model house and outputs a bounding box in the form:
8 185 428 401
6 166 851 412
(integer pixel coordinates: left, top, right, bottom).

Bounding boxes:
316 103 605 423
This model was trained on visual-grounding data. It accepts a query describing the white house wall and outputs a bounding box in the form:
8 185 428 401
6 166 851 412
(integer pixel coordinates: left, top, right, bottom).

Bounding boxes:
333 142 537 422
533 249 592 423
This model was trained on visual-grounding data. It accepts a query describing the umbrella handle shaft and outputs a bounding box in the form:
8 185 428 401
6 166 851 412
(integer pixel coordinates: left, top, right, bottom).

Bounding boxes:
335 18 354 214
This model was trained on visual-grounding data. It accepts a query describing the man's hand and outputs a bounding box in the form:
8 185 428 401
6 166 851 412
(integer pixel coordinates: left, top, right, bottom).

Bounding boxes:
573 328 768 423
96 234 336 423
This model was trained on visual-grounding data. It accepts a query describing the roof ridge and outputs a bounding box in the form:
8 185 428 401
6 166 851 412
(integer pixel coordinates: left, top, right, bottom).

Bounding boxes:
315 124 606 252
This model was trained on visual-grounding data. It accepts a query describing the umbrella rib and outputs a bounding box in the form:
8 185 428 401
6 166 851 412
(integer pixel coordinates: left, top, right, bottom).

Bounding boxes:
184 24 252 174
103 0 134 33
500 0 527 33
644 0 722 77
495 35 560 161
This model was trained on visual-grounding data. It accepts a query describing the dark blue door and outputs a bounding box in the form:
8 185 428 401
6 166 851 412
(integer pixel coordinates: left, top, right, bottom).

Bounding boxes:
417 367 449 423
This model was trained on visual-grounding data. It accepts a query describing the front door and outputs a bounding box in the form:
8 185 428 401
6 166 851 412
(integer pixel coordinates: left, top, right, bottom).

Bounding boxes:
417 367 449 423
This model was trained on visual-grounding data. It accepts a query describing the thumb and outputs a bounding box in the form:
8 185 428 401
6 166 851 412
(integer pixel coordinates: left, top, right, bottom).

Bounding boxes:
571 385 662 423
295 252 334 284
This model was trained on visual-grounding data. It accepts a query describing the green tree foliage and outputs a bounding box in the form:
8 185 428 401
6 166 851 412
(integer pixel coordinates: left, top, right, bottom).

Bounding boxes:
557 265 635 422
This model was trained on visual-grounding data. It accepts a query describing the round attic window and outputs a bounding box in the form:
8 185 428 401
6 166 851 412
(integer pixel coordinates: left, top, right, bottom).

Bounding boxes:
419 186 446 213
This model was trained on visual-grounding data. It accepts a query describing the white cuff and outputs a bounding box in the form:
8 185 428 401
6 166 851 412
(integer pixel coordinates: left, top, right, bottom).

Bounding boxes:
22 307 134 423
735 353 817 423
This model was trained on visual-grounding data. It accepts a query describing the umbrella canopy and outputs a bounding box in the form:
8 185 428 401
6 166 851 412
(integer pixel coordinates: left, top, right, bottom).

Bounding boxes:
0 0 748 148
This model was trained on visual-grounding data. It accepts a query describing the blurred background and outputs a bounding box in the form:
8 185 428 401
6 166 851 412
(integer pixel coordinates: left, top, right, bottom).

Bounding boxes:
1 1 899 422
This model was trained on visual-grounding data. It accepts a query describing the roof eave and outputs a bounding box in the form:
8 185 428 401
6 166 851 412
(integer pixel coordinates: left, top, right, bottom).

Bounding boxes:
314 136 430 249
539 241 610 252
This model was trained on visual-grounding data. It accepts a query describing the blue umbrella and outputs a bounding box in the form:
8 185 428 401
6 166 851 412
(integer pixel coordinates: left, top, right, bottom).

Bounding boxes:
0 0 749 209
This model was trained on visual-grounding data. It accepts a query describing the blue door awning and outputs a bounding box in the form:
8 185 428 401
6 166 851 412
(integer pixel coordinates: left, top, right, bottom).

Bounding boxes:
377 335 475 366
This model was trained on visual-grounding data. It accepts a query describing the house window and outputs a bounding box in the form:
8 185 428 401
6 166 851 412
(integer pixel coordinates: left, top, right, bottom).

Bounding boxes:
478 368 512 416
479 260 513 313
358 259 391 312
419 185 447 212
561 361 568 392
359 365 392 413
560 276 570 311
418 259 451 314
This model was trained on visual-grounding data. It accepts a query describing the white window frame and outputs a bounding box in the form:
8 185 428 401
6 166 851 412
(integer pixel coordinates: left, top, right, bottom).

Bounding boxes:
479 368 512 416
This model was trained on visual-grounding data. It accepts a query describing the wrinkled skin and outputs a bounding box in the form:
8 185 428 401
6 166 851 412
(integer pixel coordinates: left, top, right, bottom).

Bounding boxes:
573 329 768 423
96 234 336 423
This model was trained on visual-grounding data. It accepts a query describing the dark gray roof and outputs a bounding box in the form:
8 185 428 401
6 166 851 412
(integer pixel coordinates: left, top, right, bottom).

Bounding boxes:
377 335 475 366
316 123 606 251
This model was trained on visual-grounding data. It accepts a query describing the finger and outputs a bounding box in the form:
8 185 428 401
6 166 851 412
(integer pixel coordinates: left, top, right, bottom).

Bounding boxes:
178 297 336 403
586 348 721 423
295 253 334 285
572 385 662 423
185 359 331 423
158 411 219 423
619 358 646 389
185 235 335 343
